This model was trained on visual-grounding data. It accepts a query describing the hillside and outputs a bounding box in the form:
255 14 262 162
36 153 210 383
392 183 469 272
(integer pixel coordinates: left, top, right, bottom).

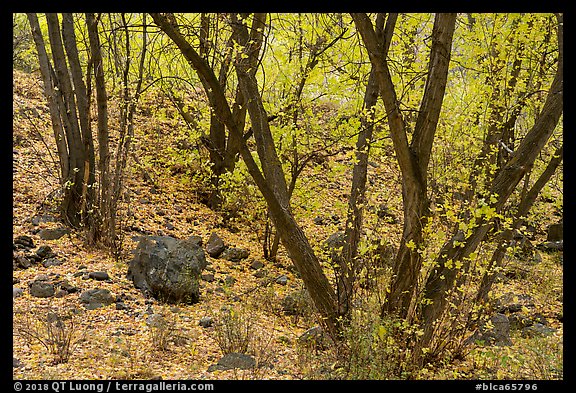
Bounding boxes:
12 69 563 380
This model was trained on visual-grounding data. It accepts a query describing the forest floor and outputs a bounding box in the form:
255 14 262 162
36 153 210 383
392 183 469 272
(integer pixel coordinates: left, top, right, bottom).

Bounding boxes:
12 69 563 381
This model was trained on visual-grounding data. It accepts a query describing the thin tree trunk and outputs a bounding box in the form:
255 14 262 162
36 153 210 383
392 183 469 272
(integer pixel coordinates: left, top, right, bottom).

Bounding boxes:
340 12 397 317
476 144 563 304
45 13 86 227
26 13 68 182
86 12 110 243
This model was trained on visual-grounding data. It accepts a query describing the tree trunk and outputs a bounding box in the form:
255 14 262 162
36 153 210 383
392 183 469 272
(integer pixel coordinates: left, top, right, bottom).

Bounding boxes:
45 13 87 228
353 13 457 319
86 13 111 244
341 12 396 317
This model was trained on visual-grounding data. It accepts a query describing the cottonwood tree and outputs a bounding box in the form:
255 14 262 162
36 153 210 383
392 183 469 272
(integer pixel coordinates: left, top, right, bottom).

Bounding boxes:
352 12 458 321
354 12 562 363
150 12 343 337
27 13 99 239
26 13 146 249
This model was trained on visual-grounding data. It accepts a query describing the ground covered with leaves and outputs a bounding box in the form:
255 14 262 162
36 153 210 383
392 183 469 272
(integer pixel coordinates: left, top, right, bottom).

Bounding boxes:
13 70 563 380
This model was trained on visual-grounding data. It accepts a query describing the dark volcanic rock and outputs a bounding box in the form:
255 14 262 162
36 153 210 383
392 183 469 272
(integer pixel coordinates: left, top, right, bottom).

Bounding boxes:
127 235 207 304
206 233 226 258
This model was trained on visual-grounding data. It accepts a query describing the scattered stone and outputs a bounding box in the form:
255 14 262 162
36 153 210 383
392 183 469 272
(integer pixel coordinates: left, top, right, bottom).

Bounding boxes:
275 275 288 286
464 313 512 346
30 214 57 226
220 247 250 262
38 227 70 241
206 233 226 258
547 222 563 242
13 287 24 298
80 288 115 309
521 323 557 338
495 293 535 313
208 353 256 372
199 316 214 328
253 269 268 279
88 271 111 281
223 275 236 286
127 235 207 304
42 257 64 268
13 253 32 269
313 216 326 225
249 259 264 270
54 289 67 298
165 221 176 231
201 273 215 282
35 245 55 260
538 240 563 252
298 326 329 349
13 357 24 368
14 235 34 249
29 279 55 298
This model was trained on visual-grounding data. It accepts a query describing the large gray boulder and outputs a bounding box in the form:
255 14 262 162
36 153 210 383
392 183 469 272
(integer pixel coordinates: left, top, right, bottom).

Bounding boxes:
127 235 207 304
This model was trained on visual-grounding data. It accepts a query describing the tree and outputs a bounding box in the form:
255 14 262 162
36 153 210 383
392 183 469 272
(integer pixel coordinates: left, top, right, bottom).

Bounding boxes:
150 12 343 337
352 12 457 320
27 13 97 235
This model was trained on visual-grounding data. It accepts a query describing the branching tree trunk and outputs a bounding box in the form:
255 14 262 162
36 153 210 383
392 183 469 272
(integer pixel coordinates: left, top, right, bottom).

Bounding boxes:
28 13 99 234
352 13 457 320
150 12 342 338
339 12 397 318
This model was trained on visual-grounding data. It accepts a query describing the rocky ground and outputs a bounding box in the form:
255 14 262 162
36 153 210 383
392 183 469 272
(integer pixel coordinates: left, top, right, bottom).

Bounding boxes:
12 69 563 380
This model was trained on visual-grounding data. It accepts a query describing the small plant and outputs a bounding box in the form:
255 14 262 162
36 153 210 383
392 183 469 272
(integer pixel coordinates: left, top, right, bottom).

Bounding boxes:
146 312 178 351
213 307 254 355
14 305 86 364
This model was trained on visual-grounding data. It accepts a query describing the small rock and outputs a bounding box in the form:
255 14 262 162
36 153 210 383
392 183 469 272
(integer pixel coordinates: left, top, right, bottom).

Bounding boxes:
249 260 264 270
35 245 55 260
539 240 563 252
13 287 24 298
199 316 213 328
29 280 55 298
208 353 256 371
88 271 111 281
13 357 24 368
253 269 268 279
220 247 250 262
546 222 563 242
521 323 557 338
38 227 70 241
201 273 215 282
275 275 288 285
30 214 57 226
298 326 329 349
79 288 115 309
14 235 34 249
42 257 63 268
465 313 512 346
206 233 226 258
54 289 68 298
13 253 32 269
223 275 236 286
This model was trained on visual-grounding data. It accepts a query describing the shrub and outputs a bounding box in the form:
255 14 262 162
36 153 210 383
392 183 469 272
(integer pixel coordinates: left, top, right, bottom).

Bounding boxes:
14 305 86 364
